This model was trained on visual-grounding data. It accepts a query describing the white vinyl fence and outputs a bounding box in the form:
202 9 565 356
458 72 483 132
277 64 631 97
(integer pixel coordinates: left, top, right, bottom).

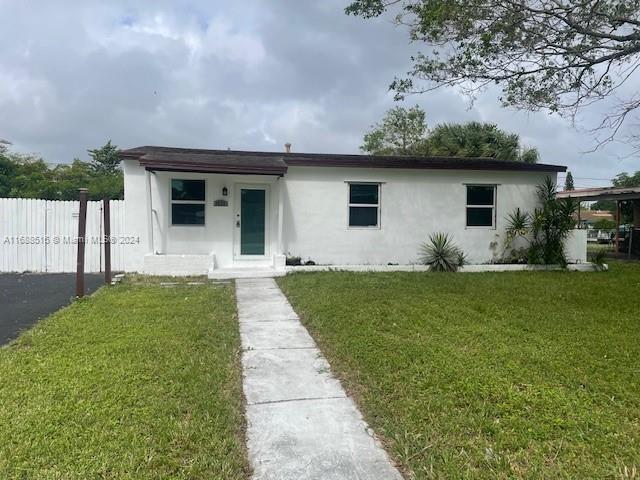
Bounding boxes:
0 198 126 273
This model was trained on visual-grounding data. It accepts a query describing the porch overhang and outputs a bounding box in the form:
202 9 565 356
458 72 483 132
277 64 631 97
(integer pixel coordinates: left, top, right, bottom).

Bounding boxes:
557 186 640 202
135 152 288 176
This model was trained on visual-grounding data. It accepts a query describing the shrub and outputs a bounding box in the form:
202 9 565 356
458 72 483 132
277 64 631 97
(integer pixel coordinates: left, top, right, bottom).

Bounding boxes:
286 255 302 266
503 178 577 266
590 248 608 270
419 233 465 272
592 219 616 230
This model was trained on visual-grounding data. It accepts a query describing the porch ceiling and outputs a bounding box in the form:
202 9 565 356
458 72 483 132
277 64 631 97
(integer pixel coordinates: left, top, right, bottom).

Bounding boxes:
136 152 288 176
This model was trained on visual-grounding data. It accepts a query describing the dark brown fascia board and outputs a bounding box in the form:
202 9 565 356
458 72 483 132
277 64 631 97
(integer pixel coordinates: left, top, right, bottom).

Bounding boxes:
284 157 566 172
118 150 146 159
140 161 287 176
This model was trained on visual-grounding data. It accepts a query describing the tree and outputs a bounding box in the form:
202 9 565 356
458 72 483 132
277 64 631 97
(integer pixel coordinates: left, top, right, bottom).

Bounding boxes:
88 140 121 175
361 106 539 161
8 156 58 199
52 160 122 200
0 142 124 200
564 171 575 191
346 1 640 145
361 105 428 154
428 122 539 162
612 170 640 188
0 149 16 197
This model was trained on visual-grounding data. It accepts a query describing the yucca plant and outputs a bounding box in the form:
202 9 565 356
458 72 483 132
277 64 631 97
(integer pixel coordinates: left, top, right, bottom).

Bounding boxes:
505 208 530 239
590 248 608 270
419 233 464 272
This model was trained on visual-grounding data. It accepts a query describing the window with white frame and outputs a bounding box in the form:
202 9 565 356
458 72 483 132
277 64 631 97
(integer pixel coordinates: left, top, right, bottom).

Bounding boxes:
171 179 206 225
348 183 380 228
466 185 496 227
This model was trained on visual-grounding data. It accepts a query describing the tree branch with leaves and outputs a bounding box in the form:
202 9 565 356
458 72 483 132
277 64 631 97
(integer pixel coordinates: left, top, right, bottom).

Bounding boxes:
346 0 640 147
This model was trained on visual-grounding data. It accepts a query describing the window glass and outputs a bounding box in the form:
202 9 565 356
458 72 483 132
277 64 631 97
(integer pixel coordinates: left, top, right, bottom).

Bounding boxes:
172 204 205 225
466 207 493 227
467 185 494 206
465 185 495 227
349 207 378 227
348 183 380 227
171 179 205 201
349 184 378 204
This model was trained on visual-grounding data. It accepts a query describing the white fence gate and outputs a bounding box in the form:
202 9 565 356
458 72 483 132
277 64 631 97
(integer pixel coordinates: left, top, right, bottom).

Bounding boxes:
0 198 126 273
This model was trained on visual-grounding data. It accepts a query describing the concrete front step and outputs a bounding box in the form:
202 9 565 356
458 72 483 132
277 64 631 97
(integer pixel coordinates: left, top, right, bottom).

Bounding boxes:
207 268 286 280
143 254 214 276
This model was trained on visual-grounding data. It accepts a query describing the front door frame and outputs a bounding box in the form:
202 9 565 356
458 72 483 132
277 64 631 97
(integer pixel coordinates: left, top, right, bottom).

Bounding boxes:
233 183 270 260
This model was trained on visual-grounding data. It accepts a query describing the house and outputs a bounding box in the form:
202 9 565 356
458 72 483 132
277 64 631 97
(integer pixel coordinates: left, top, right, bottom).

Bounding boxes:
119 145 572 277
574 209 614 228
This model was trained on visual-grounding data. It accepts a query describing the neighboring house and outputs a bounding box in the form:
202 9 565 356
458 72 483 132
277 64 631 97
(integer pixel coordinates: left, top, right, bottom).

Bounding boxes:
119 145 568 277
575 209 614 228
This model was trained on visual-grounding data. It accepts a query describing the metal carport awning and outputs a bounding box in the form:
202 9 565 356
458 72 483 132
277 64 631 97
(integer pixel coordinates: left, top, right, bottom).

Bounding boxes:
558 186 640 256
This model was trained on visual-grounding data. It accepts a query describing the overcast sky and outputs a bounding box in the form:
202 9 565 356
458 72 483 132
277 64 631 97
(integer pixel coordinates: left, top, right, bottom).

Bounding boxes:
1 0 638 188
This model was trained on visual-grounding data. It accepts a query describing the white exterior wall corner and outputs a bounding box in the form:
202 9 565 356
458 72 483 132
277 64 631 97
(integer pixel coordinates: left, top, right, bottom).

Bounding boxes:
122 160 148 272
280 166 558 265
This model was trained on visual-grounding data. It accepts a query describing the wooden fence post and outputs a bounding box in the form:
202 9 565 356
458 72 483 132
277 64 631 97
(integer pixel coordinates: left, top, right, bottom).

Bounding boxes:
103 198 112 284
76 188 88 297
615 200 621 256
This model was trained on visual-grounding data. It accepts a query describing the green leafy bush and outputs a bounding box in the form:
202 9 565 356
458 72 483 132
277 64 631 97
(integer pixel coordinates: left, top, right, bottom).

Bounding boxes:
503 178 577 265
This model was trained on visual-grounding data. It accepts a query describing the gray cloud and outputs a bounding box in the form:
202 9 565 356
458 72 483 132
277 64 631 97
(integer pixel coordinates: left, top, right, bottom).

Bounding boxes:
0 0 637 187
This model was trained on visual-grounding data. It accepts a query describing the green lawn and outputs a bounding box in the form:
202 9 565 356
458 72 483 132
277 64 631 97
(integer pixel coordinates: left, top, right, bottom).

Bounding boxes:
278 262 640 479
0 277 247 480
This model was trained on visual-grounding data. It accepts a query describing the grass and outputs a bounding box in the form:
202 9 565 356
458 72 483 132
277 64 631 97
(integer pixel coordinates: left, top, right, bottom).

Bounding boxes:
278 262 640 479
0 277 247 480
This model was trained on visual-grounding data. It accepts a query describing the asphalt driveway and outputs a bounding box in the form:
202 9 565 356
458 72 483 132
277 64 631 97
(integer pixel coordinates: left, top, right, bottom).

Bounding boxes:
0 273 104 345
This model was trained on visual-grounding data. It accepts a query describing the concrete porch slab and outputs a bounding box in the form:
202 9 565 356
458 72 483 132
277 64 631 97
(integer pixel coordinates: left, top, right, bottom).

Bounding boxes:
246 397 403 480
208 268 286 279
243 348 345 405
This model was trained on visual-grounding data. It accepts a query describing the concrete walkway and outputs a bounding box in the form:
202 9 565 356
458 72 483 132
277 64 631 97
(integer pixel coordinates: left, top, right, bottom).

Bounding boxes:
236 278 403 480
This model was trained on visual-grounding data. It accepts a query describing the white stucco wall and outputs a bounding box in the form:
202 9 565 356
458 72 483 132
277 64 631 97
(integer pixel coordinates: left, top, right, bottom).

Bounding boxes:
565 229 588 263
123 159 560 271
122 160 281 271
280 166 555 265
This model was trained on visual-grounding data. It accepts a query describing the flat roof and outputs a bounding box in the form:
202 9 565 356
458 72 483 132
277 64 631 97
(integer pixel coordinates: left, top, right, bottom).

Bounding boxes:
119 145 567 175
557 186 640 202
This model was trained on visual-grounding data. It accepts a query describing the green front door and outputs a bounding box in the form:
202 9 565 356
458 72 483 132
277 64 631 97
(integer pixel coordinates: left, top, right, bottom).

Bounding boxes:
240 188 266 255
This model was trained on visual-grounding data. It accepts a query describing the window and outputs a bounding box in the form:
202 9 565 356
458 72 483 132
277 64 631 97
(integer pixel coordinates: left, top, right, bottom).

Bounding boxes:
171 179 205 225
348 183 380 228
466 185 496 227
